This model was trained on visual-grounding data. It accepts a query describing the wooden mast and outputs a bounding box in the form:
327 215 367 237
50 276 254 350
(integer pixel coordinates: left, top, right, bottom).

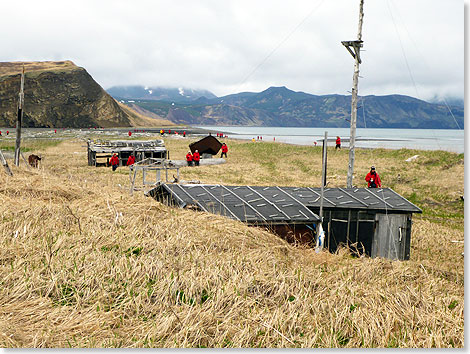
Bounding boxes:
315 131 328 253
14 64 25 167
342 0 364 188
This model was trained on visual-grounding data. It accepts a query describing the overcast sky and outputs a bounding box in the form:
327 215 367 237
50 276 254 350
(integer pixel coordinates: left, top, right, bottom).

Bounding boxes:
1 0 464 101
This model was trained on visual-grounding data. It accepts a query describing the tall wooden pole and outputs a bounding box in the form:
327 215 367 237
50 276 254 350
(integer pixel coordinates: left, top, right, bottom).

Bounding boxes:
316 131 328 253
343 0 364 188
319 131 328 220
14 65 25 167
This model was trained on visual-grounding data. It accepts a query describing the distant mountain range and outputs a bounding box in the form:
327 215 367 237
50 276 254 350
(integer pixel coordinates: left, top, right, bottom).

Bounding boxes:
107 85 217 103
108 85 464 129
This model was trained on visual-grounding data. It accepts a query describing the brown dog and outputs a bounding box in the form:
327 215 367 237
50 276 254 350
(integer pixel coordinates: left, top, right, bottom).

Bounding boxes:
28 154 41 168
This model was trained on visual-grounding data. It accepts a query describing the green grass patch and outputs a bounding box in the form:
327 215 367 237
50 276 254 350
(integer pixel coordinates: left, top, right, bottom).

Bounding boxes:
0 138 62 152
125 246 143 257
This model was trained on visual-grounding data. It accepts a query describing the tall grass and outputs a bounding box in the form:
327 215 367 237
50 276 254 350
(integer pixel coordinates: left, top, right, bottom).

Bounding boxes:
0 136 464 348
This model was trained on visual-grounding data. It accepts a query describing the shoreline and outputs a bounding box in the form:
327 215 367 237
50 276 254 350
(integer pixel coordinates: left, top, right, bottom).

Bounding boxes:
195 126 464 154
0 126 463 154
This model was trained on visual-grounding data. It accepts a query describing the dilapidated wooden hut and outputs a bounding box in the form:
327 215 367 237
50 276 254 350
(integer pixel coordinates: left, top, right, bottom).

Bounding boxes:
149 183 422 260
87 139 167 167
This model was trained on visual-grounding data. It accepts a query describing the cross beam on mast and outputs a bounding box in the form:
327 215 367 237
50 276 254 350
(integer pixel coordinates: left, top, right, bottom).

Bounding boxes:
341 40 363 63
343 0 364 188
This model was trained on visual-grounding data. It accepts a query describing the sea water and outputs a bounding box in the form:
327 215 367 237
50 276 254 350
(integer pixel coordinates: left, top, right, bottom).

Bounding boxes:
197 126 465 154
1 126 464 154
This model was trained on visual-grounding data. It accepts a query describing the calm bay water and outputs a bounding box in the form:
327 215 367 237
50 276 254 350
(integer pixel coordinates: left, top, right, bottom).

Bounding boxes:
0 126 463 154
197 126 465 154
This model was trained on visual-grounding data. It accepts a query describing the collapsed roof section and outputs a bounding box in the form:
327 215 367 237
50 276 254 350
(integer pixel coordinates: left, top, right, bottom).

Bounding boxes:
87 139 167 167
188 135 222 155
87 139 166 154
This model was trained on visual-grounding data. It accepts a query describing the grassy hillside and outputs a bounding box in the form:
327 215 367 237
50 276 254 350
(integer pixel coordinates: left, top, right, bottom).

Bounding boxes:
0 133 463 348
0 61 77 77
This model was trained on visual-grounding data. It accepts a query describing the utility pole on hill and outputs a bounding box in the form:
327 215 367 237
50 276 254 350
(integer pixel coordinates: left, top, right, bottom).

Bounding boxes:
14 65 25 167
342 0 364 188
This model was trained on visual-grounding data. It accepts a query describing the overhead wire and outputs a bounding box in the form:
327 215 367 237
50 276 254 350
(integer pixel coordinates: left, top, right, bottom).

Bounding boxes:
386 0 420 100
237 0 326 89
386 0 448 151
387 0 462 131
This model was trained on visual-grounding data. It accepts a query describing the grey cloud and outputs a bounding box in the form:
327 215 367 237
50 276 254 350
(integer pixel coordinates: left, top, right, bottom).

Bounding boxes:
2 0 463 101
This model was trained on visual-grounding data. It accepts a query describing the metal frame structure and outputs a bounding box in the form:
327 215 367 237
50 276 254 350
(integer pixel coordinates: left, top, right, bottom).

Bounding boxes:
129 158 180 195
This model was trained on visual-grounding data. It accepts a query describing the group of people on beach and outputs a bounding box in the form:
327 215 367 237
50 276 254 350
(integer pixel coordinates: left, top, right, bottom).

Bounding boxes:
186 150 200 166
159 129 186 137
184 143 229 167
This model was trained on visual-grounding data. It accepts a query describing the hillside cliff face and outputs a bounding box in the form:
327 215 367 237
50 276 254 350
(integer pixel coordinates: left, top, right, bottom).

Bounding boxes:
0 61 132 128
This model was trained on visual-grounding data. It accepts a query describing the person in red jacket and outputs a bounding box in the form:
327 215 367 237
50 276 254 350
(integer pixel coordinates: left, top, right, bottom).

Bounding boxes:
335 136 341 150
110 153 119 171
220 143 228 158
193 150 200 166
365 166 381 188
126 154 136 167
186 151 193 166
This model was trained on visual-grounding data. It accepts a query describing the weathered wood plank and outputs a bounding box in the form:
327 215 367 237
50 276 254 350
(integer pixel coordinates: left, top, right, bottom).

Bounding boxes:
0 150 13 176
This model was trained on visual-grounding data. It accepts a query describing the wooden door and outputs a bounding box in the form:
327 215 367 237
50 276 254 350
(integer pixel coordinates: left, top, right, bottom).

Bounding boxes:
371 214 409 260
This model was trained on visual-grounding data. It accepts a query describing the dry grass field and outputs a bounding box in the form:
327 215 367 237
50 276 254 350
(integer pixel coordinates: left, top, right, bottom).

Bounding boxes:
0 132 464 348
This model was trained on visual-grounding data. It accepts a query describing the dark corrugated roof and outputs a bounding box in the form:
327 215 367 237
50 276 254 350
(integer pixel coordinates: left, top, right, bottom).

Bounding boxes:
275 186 422 213
158 184 321 224
153 184 422 219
